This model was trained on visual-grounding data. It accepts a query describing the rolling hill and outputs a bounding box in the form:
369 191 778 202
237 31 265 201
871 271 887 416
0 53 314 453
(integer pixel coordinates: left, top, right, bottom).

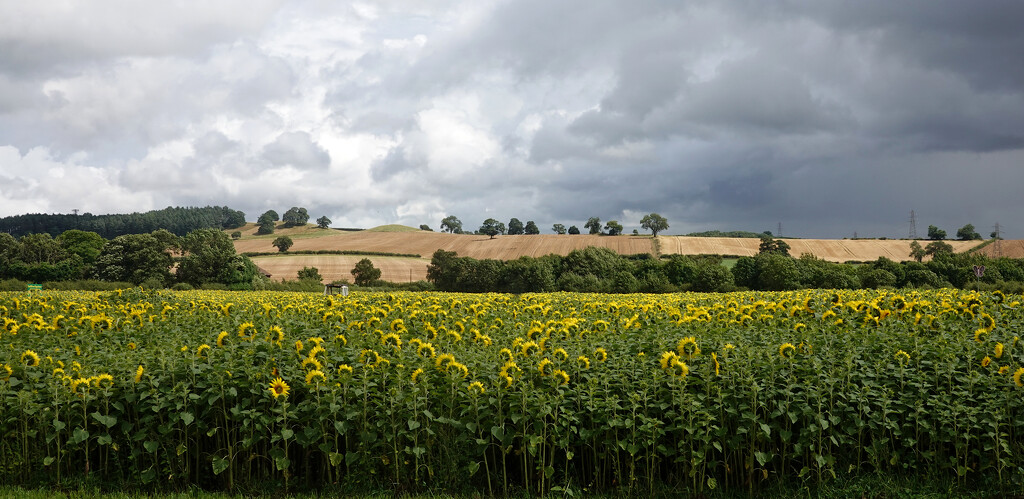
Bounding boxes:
234 224 989 283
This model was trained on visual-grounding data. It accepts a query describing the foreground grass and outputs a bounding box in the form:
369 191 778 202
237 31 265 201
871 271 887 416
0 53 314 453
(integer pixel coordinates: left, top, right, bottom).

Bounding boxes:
1 473 1011 499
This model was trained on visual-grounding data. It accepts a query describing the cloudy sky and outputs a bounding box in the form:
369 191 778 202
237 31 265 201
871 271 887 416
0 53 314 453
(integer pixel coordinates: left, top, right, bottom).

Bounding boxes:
2 1 1023 238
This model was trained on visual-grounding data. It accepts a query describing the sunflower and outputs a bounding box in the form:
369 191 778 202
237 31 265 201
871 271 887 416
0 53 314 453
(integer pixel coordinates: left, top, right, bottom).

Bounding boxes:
196 344 211 358
660 351 679 370
447 361 469 379
434 353 455 370
134 365 144 383
302 356 323 371
305 370 326 385
594 347 608 362
237 322 256 338
2 364 12 381
1015 368 1024 388
675 337 700 359
269 377 290 398
538 358 553 376
712 352 720 376
552 348 569 361
92 373 114 388
667 358 689 378
499 361 519 387
336 364 353 377
268 326 285 344
127 342 137 350
577 355 590 370
216 331 229 347
411 368 425 384
551 369 570 386
335 334 348 346
467 381 485 394
995 343 1004 359
381 332 402 350
894 350 910 366
981 356 992 368
21 350 40 367
778 343 796 359
499 348 514 362
974 329 987 343
980 313 996 332
417 342 436 359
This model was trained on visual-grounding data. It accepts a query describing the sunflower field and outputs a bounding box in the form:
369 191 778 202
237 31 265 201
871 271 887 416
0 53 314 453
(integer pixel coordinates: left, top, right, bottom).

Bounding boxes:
1 288 1023 495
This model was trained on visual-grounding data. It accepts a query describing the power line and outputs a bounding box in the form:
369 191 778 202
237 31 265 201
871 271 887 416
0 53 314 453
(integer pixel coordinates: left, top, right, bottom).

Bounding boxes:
908 210 917 239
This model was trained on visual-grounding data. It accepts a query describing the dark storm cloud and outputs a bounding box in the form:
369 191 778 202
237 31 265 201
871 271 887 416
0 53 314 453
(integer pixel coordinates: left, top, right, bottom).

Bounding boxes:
1 1 1022 238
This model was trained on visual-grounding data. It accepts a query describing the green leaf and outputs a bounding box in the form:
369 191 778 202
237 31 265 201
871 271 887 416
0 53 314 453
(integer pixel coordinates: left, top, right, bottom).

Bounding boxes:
144 440 159 453
329 452 344 467
212 457 229 475
275 456 291 471
97 434 113 445
180 412 194 426
43 456 56 466
91 412 117 429
754 451 771 466
759 423 771 437
407 419 421 431
281 428 294 440
71 427 89 445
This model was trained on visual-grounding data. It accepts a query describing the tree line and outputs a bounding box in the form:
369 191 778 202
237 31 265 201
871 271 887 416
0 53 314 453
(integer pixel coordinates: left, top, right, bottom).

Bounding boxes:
430 213 670 237
426 240 1024 294
0 206 246 238
0 228 263 290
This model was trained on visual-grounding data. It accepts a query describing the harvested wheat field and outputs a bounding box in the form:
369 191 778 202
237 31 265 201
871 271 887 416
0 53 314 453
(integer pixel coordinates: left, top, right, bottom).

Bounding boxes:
236 231 656 260
657 236 980 262
234 226 993 264
971 239 1024 259
250 255 430 283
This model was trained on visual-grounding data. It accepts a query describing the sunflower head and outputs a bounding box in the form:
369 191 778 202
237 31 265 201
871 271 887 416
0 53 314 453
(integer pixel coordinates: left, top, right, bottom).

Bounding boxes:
467 381 485 395
1014 367 1024 388
216 331 229 347
551 369 569 386
269 377 290 398
21 350 40 367
894 350 911 366
538 358 553 376
778 343 796 359
677 337 700 359
305 369 326 385
134 365 144 383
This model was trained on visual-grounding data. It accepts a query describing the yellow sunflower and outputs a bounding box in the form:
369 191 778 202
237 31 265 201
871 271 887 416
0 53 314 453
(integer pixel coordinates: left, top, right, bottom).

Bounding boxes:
1014 367 1024 388
269 377 290 398
21 350 40 367
134 365 144 383
305 369 326 385
778 343 796 359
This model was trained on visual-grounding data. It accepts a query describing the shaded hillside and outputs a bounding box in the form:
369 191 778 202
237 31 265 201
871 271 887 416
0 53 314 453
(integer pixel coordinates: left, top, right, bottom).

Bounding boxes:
0 206 245 238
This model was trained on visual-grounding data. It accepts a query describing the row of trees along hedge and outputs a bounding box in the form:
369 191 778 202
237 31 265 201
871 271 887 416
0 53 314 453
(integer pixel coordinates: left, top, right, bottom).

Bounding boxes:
0 206 246 238
0 228 264 289
426 245 1024 294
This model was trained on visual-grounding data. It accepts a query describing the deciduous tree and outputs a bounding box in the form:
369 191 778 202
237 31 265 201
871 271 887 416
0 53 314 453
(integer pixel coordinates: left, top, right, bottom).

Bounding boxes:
604 220 623 235
584 217 602 235
272 236 293 252
552 223 566 234
282 207 309 227
479 218 506 239
507 218 525 235
640 213 669 236
351 258 381 286
316 216 331 229
441 216 463 234
524 221 540 234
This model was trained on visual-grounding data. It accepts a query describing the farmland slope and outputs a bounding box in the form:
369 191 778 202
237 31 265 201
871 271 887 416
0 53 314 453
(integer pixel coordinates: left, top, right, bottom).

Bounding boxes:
234 227 993 282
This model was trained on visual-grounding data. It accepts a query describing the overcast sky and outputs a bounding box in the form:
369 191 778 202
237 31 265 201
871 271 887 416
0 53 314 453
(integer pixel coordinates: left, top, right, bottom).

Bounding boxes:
1 1 1023 238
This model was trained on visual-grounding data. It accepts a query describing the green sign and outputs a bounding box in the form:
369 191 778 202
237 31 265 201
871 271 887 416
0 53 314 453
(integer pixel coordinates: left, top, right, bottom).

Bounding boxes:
27 284 42 291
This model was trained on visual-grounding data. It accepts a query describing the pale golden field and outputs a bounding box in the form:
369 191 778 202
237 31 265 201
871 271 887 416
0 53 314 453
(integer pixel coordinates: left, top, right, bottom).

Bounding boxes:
233 225 994 282
250 254 430 282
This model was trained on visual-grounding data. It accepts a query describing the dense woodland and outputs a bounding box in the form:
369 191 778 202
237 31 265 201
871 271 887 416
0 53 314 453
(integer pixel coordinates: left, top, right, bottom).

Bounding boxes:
0 206 245 238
